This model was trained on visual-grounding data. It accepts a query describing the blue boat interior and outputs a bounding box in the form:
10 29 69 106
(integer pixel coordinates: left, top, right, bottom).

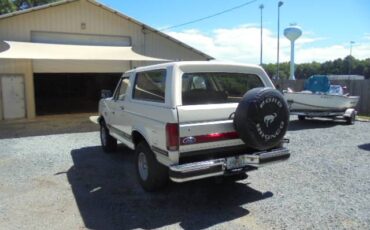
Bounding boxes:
304 75 330 93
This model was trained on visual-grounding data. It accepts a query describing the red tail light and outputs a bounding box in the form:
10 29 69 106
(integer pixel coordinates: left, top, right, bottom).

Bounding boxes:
166 123 179 151
180 132 239 145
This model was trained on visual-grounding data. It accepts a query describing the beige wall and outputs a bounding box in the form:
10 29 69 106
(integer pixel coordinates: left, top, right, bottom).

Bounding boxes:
0 0 209 119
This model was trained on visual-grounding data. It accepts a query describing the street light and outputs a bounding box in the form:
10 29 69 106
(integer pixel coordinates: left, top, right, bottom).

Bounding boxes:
259 4 264 65
276 1 283 80
350 41 355 56
349 41 355 74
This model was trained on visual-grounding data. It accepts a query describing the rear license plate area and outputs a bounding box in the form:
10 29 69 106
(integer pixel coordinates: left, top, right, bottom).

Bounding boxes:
226 155 259 169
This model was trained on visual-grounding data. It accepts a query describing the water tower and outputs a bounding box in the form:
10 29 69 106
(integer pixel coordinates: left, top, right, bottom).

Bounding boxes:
284 24 302 80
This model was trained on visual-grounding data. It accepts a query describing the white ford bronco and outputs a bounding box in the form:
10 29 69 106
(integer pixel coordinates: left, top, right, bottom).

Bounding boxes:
98 61 290 191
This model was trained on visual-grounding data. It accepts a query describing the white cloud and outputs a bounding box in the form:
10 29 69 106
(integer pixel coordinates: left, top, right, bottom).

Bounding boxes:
363 33 370 40
166 25 370 64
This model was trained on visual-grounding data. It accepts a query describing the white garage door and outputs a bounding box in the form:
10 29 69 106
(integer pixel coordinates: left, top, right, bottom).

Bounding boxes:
1 75 25 119
31 31 132 73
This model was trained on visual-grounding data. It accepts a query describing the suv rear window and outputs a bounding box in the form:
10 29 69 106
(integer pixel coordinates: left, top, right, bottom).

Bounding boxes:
182 72 264 105
133 70 166 103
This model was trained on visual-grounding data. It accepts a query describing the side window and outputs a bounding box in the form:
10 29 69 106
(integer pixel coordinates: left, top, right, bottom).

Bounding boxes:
114 77 130 101
133 69 166 103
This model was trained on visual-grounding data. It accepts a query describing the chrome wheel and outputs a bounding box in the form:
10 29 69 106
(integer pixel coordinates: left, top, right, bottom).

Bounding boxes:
138 152 149 181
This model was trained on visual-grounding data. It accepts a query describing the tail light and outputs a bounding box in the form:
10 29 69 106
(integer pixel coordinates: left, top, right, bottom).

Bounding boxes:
166 123 179 151
180 132 239 145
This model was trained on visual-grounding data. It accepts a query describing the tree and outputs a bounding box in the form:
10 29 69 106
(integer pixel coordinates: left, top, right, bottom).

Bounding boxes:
263 56 370 80
0 1 16 15
0 0 59 15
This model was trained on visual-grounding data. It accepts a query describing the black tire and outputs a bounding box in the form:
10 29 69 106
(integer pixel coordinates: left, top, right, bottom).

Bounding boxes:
298 115 306 121
135 142 168 192
345 112 356 125
100 120 117 153
234 87 289 151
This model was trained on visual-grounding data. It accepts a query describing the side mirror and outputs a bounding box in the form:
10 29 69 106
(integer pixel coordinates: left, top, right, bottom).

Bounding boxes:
101 89 112 98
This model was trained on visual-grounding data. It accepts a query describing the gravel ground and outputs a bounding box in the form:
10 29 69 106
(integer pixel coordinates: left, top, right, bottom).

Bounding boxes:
0 116 369 230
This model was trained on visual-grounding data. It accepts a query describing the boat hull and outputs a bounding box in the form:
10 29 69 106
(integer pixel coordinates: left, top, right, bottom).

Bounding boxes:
284 92 359 112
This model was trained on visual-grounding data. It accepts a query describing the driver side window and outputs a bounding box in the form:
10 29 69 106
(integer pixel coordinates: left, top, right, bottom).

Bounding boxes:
115 77 130 101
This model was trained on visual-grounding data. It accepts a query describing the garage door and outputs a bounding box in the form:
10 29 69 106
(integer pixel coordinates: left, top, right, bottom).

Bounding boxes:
31 31 131 73
34 73 121 115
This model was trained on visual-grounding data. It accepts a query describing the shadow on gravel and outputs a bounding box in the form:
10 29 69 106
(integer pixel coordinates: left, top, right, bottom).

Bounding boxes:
288 119 339 131
65 146 273 230
358 143 370 151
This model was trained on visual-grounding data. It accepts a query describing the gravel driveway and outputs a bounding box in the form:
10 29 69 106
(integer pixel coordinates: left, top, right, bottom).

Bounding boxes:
0 117 369 230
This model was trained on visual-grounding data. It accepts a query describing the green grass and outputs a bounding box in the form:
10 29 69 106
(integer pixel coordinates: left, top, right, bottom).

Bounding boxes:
358 115 370 121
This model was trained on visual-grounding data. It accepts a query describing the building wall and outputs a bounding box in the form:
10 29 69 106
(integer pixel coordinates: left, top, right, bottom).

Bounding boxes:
0 0 207 61
0 0 209 119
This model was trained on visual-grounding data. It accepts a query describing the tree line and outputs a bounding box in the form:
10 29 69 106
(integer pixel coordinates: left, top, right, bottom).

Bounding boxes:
262 56 370 80
0 0 58 15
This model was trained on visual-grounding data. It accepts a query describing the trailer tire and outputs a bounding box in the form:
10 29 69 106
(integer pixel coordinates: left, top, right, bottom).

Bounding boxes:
345 111 356 125
298 115 306 121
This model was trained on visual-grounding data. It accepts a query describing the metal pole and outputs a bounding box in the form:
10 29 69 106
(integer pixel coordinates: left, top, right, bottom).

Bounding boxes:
290 41 295 80
259 4 264 65
350 41 354 56
276 1 283 79
349 41 355 74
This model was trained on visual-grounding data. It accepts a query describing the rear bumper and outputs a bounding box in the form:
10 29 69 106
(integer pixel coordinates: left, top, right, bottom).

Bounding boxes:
169 147 290 182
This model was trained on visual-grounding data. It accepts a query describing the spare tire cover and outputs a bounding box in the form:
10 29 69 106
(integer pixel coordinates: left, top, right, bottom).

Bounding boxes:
234 87 289 150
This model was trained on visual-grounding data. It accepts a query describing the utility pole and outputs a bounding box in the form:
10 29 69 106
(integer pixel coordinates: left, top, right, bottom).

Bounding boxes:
276 1 283 79
259 4 264 65
350 41 355 56
349 41 355 74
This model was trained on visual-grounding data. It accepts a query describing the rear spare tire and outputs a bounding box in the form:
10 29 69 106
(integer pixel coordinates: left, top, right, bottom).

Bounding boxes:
234 87 289 151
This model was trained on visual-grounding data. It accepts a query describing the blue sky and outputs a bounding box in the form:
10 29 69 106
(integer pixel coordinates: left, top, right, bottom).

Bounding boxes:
100 0 370 64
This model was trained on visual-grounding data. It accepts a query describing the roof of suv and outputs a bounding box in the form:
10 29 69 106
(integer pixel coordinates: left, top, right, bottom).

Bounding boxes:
128 61 263 73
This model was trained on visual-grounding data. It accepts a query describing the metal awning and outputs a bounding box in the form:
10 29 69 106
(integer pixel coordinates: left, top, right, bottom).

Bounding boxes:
0 40 167 61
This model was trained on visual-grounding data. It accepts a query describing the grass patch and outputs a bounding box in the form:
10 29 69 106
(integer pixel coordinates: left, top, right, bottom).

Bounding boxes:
358 115 370 121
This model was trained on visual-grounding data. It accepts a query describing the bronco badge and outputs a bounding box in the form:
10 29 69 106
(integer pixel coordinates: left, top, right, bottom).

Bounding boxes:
264 113 277 127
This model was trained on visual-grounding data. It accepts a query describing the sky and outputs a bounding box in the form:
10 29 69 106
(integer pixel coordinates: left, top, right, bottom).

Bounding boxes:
100 0 370 64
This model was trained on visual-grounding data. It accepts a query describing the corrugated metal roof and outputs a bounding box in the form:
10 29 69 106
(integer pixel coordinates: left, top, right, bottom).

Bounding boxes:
0 0 214 60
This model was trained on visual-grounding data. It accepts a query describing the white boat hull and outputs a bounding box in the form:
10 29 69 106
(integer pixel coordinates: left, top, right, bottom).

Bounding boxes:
284 92 359 112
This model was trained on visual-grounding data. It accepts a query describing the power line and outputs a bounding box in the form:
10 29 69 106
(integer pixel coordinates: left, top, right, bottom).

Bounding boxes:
160 0 258 31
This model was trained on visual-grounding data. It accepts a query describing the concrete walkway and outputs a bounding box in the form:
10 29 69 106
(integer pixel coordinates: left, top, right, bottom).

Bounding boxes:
0 113 99 139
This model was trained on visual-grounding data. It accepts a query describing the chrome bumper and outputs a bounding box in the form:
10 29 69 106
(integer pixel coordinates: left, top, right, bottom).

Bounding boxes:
169 147 290 182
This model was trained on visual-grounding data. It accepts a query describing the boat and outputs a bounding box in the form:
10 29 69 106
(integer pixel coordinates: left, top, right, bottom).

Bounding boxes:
283 75 360 124
285 91 360 112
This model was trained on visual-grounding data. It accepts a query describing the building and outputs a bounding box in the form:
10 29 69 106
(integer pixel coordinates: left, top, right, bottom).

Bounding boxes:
0 0 212 120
